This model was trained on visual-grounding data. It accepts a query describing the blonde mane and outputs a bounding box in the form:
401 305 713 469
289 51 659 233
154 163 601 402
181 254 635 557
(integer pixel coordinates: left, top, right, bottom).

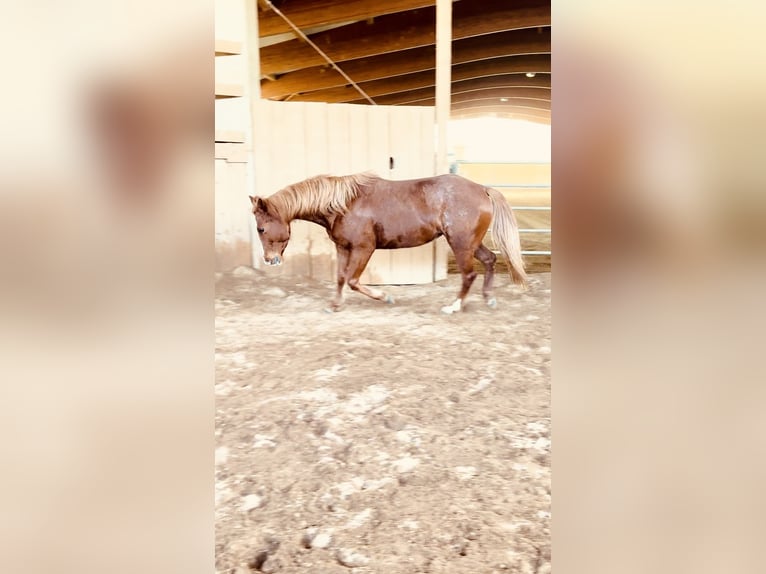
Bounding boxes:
269 172 378 220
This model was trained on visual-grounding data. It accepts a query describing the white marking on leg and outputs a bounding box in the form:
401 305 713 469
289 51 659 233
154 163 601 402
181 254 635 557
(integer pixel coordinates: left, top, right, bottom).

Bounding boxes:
369 287 384 299
440 299 462 315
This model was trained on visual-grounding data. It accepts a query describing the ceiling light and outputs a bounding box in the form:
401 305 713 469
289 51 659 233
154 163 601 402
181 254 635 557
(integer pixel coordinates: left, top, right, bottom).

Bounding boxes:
500 97 508 102
526 72 536 78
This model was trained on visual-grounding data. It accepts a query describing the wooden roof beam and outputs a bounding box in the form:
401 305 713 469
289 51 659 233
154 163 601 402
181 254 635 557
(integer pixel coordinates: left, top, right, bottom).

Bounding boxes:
261 29 550 98
262 0 377 103
259 0 550 75
353 81 550 106
451 97 551 111
339 73 550 105
287 57 551 103
415 86 550 106
258 0 441 37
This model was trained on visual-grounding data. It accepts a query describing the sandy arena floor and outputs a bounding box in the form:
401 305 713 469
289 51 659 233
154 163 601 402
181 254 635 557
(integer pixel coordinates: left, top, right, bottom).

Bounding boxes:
215 268 551 574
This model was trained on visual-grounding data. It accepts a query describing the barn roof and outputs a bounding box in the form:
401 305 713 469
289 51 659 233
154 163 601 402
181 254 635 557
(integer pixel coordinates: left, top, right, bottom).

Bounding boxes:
256 0 551 124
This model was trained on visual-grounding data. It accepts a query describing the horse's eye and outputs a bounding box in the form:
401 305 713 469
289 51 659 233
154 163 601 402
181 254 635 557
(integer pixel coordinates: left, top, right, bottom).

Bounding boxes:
257 227 265 234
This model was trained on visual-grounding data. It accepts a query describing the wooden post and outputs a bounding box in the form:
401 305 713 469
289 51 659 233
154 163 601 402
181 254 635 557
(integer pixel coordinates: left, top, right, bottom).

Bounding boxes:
244 0 262 267
245 1 262 100
435 0 452 174
432 0 451 280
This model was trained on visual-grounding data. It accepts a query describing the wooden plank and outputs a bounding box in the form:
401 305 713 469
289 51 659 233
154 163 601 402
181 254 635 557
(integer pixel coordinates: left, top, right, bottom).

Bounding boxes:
215 39 243 56
398 107 429 178
215 143 249 162
258 0 437 37
215 83 244 98
302 102 330 175
325 105 352 175
215 158 228 239
261 29 550 98
348 105 370 173
215 129 246 143
417 106 436 177
215 159 253 270
252 100 274 192
367 105 393 176
259 3 550 75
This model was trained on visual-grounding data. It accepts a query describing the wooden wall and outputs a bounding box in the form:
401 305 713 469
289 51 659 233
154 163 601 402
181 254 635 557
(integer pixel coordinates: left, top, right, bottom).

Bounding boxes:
215 0 251 270
215 0 445 284
251 99 444 284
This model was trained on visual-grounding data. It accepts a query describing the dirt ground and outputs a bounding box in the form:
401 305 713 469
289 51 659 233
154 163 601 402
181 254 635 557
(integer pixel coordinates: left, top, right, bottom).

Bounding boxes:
215 267 551 574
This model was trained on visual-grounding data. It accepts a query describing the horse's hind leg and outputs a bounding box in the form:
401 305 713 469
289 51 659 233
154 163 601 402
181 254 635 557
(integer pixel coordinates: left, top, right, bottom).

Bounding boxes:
345 246 394 305
441 245 479 314
475 243 498 308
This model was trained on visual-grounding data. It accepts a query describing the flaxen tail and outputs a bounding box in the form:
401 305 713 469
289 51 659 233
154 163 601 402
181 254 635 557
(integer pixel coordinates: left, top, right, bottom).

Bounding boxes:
487 187 529 289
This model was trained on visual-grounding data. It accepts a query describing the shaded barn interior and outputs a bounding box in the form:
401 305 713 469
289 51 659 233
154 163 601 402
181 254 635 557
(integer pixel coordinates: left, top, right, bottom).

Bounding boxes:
215 0 551 279
254 0 550 123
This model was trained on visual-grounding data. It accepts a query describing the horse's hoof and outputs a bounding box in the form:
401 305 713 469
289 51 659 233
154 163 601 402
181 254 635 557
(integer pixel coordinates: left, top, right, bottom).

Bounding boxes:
385 294 395 304
441 300 462 315
486 297 497 308
324 306 339 314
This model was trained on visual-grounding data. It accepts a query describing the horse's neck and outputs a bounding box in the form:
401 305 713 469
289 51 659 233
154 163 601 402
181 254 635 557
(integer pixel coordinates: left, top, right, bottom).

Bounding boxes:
272 189 337 230
290 210 335 230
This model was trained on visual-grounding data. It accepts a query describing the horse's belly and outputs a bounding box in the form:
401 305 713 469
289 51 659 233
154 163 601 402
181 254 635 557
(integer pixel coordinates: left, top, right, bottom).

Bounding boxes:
374 223 441 249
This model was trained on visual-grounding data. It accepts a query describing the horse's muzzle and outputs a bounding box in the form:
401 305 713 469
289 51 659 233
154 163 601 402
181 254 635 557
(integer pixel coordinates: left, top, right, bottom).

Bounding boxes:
264 255 282 266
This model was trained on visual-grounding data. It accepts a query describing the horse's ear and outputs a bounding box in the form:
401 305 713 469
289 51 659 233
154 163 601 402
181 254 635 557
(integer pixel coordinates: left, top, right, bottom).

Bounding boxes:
249 195 264 211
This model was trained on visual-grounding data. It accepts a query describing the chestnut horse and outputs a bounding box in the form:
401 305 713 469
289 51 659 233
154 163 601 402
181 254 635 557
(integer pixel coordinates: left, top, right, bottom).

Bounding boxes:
250 173 527 314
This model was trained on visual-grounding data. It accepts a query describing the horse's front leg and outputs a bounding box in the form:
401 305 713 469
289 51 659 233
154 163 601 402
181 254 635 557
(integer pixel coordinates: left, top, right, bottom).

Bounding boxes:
345 245 394 305
327 246 350 312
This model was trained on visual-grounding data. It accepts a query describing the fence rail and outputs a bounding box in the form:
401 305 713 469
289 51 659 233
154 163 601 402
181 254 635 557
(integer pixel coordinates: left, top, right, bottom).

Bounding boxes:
455 162 551 258
510 206 550 255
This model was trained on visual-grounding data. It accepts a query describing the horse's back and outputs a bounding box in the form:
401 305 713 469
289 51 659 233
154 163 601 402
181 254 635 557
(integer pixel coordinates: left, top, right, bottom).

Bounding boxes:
343 174 490 246
364 173 488 206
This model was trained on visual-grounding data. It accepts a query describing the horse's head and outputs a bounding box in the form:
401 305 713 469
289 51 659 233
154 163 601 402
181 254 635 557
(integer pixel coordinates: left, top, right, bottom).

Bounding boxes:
250 196 290 266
